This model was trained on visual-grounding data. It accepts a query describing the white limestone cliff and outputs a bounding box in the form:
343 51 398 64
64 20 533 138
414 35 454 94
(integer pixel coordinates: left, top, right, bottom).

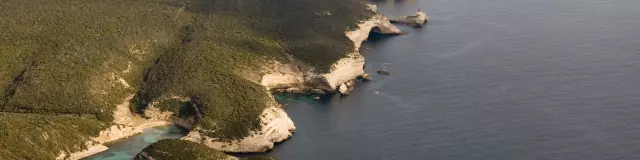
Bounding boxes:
261 6 403 93
390 11 429 27
181 103 295 152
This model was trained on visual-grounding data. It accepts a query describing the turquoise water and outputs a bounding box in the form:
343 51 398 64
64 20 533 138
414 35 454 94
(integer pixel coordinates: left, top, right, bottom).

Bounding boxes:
82 125 186 160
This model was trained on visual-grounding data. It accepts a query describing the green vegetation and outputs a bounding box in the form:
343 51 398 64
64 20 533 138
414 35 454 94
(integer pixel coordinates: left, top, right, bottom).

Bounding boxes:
186 0 376 71
133 15 277 140
133 0 376 140
0 113 106 160
1 0 191 159
135 139 233 160
135 139 277 160
0 0 374 159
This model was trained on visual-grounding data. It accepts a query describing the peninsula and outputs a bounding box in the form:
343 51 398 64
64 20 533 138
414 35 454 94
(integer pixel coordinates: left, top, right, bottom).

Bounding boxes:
0 0 403 159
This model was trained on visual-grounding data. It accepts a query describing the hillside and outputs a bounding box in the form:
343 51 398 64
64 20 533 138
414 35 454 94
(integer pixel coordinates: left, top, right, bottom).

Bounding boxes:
134 139 276 160
0 0 378 159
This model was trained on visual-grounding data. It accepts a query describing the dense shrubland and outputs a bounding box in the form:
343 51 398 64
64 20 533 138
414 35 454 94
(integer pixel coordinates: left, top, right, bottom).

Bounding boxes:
135 139 233 160
0 0 373 159
135 139 277 160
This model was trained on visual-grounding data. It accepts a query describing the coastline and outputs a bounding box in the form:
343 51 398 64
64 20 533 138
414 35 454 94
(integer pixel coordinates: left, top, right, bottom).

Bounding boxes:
56 96 179 160
62 3 403 159
260 5 403 95
56 121 176 160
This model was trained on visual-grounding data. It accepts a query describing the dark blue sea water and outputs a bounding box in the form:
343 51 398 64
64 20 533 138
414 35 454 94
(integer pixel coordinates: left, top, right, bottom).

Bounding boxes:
265 0 640 159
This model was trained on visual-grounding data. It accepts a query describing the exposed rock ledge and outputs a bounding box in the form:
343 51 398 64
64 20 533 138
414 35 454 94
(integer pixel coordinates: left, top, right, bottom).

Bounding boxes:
140 94 295 153
60 93 294 159
261 5 403 95
181 103 295 152
390 11 429 27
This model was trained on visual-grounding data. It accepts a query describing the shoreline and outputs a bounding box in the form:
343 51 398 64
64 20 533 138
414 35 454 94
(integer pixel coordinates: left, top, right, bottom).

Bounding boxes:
260 4 403 95
57 121 176 160
57 95 184 160
64 4 401 160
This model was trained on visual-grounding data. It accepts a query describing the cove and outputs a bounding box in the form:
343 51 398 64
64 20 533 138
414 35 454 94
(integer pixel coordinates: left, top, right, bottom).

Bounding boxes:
82 125 187 160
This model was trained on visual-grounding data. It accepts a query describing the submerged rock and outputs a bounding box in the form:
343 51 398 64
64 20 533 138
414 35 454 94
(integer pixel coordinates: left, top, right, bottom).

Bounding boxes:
377 69 390 75
390 9 429 27
358 73 373 81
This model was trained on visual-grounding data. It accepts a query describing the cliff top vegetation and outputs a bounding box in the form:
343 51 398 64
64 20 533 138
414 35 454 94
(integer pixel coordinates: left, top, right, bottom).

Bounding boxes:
0 0 373 159
135 139 277 160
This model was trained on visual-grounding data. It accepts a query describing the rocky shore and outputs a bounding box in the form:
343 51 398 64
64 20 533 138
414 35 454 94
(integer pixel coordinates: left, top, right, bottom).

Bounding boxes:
390 10 429 27
260 5 403 96
176 4 404 153
181 105 295 152
57 3 404 160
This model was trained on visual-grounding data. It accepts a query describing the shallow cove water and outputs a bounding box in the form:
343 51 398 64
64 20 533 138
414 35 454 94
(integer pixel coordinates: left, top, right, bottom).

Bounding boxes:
82 125 186 160
263 0 640 159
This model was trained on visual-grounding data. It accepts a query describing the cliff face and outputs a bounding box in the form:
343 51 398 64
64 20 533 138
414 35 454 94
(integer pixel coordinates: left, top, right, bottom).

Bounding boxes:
260 13 403 94
390 11 429 27
0 0 401 159
140 94 295 153
182 105 295 152
322 14 404 90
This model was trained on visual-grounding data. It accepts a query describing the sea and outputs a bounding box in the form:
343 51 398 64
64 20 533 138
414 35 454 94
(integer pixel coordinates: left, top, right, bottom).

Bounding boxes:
265 0 640 159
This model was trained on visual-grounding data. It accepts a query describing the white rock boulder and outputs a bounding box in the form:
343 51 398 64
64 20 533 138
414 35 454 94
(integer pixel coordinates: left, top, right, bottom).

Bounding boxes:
390 11 429 27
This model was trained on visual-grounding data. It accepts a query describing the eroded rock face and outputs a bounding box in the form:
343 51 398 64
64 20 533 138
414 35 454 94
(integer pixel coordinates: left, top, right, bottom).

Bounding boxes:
181 105 295 152
320 13 402 91
261 8 403 94
390 11 429 27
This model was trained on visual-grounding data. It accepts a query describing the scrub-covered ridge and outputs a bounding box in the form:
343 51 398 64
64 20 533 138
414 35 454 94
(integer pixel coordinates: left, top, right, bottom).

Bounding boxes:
0 0 400 159
134 139 276 160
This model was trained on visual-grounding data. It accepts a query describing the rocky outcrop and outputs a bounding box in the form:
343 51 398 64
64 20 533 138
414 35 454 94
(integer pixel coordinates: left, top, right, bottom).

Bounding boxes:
260 5 403 94
377 69 391 75
390 11 429 27
359 73 373 81
338 80 355 95
181 104 295 152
